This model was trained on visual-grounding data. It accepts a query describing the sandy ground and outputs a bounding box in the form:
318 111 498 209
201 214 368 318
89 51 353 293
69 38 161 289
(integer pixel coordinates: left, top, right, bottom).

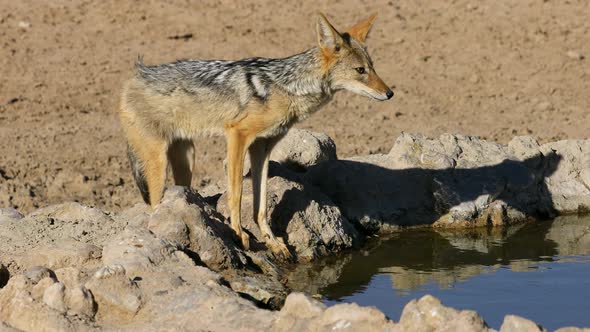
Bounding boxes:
0 0 589 213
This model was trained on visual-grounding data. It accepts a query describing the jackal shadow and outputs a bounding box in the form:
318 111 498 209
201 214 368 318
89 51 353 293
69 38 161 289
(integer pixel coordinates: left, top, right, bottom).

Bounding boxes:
270 151 562 252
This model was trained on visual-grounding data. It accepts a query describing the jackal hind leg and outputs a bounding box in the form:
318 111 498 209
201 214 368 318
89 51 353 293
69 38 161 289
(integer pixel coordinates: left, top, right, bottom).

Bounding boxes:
125 126 168 208
226 129 251 250
167 138 195 187
249 136 291 258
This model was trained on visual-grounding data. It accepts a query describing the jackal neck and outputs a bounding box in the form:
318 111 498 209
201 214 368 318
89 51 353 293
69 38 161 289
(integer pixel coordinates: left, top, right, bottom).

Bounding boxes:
267 48 331 97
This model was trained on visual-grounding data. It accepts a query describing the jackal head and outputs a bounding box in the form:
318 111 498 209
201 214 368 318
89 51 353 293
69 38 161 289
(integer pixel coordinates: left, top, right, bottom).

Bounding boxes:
317 13 393 101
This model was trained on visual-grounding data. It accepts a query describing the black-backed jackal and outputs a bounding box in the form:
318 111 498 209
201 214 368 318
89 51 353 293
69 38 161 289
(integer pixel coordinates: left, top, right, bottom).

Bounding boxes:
119 13 393 258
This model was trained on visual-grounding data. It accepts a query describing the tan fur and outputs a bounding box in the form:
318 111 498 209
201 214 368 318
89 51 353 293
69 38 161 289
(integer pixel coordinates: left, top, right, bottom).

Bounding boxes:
320 47 339 74
120 110 168 207
367 71 391 95
346 13 377 42
222 92 294 254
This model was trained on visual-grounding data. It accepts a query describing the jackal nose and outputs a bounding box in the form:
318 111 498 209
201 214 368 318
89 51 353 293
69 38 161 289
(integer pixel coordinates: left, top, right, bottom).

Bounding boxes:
386 89 394 99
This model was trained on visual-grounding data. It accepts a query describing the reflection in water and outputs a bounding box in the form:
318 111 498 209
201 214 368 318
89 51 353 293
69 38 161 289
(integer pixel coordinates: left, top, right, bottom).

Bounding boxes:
287 216 590 329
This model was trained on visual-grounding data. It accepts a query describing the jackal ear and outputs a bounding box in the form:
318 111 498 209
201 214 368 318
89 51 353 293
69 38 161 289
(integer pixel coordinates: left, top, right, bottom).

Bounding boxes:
316 13 344 51
346 13 377 43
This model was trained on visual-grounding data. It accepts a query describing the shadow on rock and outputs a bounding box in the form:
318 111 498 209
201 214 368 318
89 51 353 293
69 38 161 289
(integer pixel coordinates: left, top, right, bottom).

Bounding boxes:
304 134 567 233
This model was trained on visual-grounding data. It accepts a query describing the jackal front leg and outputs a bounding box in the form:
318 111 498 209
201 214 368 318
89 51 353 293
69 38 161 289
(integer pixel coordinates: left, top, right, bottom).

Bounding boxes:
249 136 291 258
226 129 251 250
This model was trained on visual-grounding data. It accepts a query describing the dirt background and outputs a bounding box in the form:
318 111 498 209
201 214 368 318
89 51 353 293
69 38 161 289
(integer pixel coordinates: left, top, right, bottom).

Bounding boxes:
0 0 588 213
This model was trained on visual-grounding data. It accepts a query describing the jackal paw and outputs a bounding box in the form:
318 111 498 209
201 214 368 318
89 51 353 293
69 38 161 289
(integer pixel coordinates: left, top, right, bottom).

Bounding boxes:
268 237 291 259
240 232 250 251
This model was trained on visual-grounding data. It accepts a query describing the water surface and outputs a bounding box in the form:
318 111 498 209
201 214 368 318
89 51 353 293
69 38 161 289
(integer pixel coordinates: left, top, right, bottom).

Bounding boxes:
288 216 590 330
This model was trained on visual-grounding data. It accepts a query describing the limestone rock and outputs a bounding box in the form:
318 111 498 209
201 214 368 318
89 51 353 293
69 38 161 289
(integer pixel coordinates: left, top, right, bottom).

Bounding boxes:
227 128 338 175
24 266 56 284
85 265 142 322
274 292 395 331
54 267 86 290
0 274 94 332
306 133 554 233
147 186 246 270
268 129 337 171
43 282 67 313
395 295 490 332
65 285 96 317
500 315 546 332
539 140 590 213
0 208 23 222
101 227 179 277
218 175 359 261
0 202 124 274
31 277 56 301
22 239 101 270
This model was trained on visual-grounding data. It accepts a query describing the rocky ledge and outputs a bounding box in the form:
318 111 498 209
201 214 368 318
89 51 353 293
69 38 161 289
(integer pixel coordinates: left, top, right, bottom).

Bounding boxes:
2 129 590 331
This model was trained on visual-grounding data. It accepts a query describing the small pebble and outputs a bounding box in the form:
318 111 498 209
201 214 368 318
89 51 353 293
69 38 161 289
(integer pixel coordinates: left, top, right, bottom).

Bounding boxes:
17 21 31 29
566 50 585 60
535 101 553 112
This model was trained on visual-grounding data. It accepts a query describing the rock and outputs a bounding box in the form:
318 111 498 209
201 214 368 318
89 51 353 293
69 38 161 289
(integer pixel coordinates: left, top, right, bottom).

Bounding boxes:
24 266 56 283
54 267 85 289
508 136 543 168
269 129 337 171
228 274 288 308
0 202 125 274
115 203 151 228
315 303 394 331
500 315 546 332
65 285 96 317
17 21 31 29
43 282 67 313
395 295 490 332
94 265 126 280
535 101 553 112
539 140 590 213
274 293 395 331
0 321 20 332
22 239 101 270
119 186 316 308
85 265 142 322
147 186 246 270
226 128 338 174
218 175 359 261
101 227 179 277
556 328 590 332
27 202 114 226
306 133 554 233
129 271 277 332
0 208 23 222
278 292 326 319
0 274 93 332
148 212 190 248
566 50 585 60
31 277 56 300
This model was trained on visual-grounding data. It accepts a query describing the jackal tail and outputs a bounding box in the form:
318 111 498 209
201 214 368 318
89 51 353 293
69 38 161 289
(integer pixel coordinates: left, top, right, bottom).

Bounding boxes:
127 144 150 204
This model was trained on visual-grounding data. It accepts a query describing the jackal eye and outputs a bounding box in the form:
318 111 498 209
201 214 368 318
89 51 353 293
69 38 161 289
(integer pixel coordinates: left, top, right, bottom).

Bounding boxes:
355 67 366 74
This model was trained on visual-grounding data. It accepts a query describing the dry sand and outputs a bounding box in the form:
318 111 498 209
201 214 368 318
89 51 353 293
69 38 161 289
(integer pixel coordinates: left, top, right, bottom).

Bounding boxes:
0 0 588 213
